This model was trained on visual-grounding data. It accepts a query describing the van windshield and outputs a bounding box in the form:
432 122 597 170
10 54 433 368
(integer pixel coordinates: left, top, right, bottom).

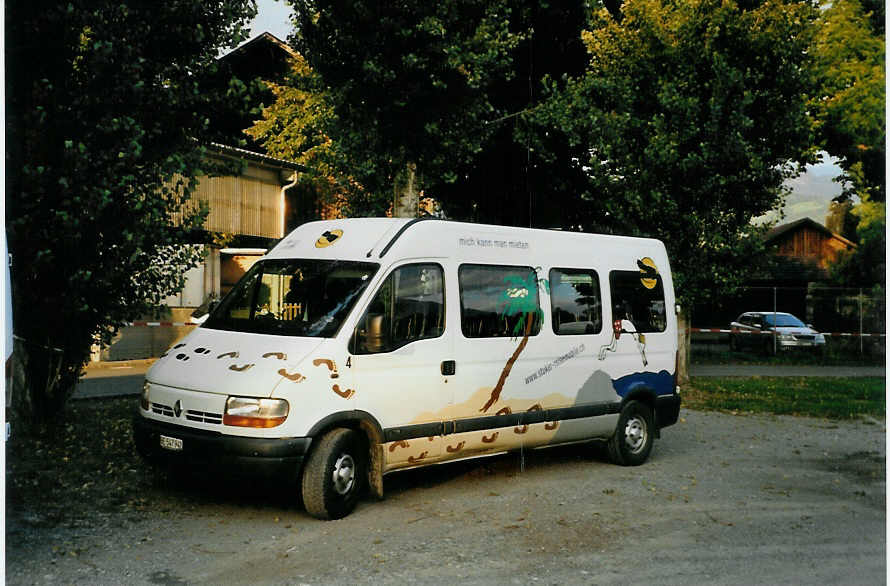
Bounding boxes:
204 259 379 337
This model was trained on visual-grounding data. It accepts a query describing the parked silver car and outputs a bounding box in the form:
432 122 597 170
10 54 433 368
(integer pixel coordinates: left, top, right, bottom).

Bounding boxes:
729 311 826 353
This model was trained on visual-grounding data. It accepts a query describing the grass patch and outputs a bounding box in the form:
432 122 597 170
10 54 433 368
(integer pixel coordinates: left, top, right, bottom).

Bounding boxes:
685 376 886 419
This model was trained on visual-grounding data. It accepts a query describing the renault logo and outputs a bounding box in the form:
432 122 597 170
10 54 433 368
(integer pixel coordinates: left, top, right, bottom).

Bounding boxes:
173 400 183 418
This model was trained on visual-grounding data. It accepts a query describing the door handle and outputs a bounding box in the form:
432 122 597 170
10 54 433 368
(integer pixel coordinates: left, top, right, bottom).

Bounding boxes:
441 360 456 376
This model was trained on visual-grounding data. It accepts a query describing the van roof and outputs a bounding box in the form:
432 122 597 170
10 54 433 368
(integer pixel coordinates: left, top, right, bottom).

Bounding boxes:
267 218 667 270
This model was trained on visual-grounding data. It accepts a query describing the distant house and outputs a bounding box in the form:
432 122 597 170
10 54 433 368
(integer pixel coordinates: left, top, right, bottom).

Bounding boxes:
691 218 859 331
765 217 857 277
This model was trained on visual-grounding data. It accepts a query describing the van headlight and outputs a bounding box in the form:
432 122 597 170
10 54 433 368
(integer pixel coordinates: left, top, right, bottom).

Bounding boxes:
223 396 289 428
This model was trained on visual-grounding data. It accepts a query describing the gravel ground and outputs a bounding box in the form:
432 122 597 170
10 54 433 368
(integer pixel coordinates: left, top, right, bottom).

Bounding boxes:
6 408 885 585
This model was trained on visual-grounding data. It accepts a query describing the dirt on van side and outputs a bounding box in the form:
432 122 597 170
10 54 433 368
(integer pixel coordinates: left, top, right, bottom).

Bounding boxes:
5 398 885 585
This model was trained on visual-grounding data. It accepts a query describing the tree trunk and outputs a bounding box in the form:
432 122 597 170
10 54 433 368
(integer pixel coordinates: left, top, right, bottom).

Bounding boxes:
393 161 419 218
10 338 76 426
677 306 691 385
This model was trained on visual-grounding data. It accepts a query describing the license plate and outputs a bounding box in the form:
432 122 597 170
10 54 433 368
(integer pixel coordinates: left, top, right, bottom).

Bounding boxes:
159 435 183 451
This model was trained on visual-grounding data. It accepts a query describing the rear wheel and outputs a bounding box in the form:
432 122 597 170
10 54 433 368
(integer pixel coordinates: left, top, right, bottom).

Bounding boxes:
608 400 654 466
301 428 366 520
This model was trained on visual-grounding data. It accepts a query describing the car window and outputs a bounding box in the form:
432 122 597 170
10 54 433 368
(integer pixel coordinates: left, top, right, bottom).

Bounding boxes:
459 264 542 338
549 268 602 335
350 263 445 354
609 269 667 333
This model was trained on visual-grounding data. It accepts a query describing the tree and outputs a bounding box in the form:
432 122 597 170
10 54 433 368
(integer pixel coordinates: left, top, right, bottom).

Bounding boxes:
829 198 886 287
528 0 818 306
245 55 368 218
6 1 257 419
810 0 885 203
287 0 523 216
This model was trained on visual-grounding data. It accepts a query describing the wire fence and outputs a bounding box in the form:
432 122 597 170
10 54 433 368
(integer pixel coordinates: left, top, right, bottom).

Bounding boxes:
691 286 885 362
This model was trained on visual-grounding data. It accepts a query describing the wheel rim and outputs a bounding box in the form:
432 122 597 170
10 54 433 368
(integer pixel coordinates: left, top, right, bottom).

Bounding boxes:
623 415 648 454
331 453 356 495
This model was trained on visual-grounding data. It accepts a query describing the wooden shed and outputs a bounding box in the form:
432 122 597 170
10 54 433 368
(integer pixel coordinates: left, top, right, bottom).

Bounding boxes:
765 217 856 271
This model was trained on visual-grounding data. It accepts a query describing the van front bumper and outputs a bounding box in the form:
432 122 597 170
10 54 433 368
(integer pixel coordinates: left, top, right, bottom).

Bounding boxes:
133 414 311 482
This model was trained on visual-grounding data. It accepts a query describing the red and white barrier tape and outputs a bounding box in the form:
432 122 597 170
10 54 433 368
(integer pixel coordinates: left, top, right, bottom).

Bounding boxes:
125 321 198 327
690 328 885 338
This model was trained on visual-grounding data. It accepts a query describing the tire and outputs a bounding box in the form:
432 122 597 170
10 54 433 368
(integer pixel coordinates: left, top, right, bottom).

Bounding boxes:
608 400 654 466
301 428 365 520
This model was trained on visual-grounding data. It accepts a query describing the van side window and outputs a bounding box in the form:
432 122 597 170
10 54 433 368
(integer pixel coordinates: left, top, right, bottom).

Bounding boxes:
549 268 602 335
351 263 445 354
609 270 667 333
459 265 542 338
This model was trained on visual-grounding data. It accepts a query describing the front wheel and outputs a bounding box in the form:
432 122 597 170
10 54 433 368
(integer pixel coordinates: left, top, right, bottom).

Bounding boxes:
608 400 654 466
301 428 366 520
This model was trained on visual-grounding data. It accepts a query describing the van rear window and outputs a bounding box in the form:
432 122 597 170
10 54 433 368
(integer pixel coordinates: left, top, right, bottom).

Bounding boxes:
609 269 667 333
204 259 378 337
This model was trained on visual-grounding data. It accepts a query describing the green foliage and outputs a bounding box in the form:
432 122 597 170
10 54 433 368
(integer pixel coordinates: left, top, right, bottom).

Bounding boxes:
6 1 257 419
686 376 885 419
286 0 525 211
829 198 886 287
280 1 591 224
529 0 818 306
810 0 885 202
245 56 371 216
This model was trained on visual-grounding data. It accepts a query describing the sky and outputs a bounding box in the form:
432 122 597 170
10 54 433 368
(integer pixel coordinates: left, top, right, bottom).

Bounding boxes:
246 0 844 227
249 0 292 41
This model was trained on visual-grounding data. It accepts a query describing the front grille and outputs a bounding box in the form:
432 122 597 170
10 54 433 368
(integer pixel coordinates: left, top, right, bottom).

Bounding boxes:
150 403 222 425
151 403 174 417
186 410 223 425
794 335 815 341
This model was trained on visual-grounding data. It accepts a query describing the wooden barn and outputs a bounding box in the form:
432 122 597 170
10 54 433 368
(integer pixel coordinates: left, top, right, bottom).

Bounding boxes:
765 217 857 273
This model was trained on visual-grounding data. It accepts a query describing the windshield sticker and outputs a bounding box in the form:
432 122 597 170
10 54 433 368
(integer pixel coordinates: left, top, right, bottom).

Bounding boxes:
315 229 343 248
